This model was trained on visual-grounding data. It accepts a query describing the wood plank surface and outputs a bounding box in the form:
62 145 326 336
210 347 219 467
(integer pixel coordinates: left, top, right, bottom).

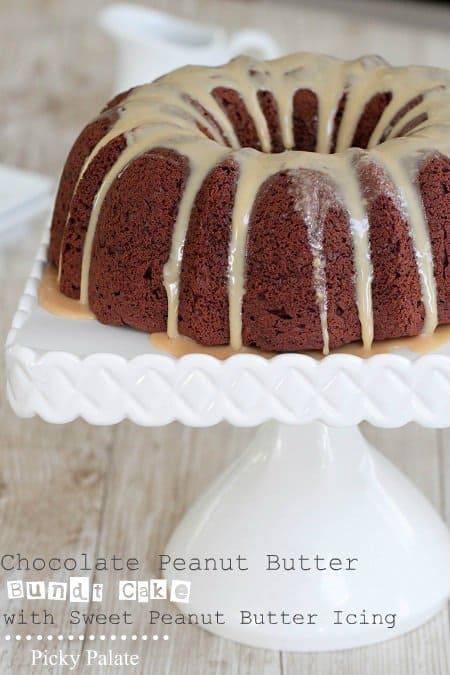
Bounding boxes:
0 0 449 673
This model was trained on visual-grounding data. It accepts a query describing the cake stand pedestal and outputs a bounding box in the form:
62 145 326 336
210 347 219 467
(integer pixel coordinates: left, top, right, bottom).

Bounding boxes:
164 421 450 651
5 239 450 652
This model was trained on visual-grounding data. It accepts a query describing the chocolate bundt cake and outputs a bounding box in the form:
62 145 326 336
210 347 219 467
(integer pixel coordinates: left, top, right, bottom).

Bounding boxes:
48 53 450 354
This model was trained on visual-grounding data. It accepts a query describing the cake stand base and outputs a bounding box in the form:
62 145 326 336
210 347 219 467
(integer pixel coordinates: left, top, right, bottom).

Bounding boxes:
164 422 450 651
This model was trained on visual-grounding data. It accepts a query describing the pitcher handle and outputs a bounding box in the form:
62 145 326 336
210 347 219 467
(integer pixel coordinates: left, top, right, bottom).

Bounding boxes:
228 29 279 60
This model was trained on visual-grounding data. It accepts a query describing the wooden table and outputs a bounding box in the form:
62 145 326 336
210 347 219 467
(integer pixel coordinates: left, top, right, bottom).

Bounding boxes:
1 0 449 672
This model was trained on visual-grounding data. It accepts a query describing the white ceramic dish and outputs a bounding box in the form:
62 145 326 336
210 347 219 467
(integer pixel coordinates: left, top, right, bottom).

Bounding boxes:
99 3 279 90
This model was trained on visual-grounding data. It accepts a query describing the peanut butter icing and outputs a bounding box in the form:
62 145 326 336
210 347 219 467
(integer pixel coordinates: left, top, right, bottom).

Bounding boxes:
39 265 95 320
150 326 450 360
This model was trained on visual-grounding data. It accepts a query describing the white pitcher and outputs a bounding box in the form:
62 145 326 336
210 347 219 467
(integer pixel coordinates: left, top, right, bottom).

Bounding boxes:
99 3 280 90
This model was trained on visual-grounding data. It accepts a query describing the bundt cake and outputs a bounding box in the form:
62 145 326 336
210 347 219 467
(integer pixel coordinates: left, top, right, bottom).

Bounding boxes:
48 53 450 354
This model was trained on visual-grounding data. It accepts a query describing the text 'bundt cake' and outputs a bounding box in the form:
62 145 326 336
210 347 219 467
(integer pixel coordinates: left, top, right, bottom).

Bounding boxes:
48 53 450 354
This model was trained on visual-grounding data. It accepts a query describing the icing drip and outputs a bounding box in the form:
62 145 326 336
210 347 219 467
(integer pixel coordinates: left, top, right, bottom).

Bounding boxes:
343 152 373 350
55 53 450 353
162 141 231 338
349 210 373 349
227 150 263 349
289 171 331 354
150 325 450 359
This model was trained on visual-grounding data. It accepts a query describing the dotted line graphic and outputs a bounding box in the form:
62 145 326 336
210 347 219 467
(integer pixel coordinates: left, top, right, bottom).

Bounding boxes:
3 634 169 641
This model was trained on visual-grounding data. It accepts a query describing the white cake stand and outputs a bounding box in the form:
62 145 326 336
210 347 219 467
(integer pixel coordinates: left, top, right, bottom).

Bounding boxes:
6 238 450 652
